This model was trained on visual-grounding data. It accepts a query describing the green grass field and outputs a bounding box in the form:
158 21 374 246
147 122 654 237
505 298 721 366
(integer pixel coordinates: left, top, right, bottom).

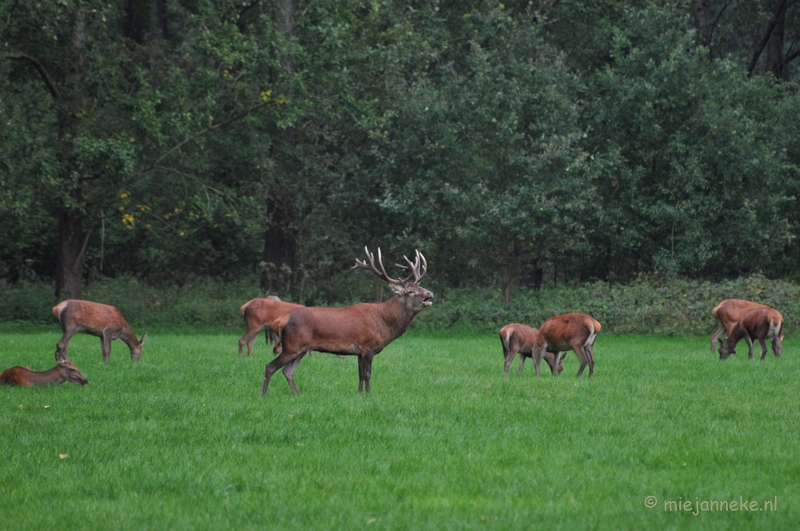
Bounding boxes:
1 327 797 530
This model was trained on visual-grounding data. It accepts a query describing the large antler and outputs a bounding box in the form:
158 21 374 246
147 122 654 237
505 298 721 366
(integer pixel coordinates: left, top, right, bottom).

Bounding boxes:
352 247 404 285
395 250 427 284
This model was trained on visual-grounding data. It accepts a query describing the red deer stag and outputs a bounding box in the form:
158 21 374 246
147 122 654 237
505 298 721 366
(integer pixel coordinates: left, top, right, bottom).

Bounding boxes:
237 296 303 357
0 351 88 387
533 313 601 377
260 247 433 396
499 324 563 375
710 299 770 354
718 307 784 360
53 300 147 362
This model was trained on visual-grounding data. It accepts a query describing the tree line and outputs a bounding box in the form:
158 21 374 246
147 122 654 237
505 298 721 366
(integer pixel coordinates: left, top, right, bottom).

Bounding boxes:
2 0 799 306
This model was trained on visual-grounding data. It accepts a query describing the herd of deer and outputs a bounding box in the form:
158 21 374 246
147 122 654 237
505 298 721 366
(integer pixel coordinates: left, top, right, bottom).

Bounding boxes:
0 247 786 394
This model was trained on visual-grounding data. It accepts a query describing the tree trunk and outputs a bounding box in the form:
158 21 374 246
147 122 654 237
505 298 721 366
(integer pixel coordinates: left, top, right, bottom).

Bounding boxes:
55 203 83 300
767 3 787 79
260 194 297 295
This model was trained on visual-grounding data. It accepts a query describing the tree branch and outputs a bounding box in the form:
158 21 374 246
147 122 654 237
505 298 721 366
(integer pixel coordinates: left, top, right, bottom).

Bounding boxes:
4 52 60 100
137 100 270 176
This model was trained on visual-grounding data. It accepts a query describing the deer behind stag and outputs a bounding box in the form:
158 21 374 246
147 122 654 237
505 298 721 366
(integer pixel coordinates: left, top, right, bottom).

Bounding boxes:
237 296 303 357
260 247 433 396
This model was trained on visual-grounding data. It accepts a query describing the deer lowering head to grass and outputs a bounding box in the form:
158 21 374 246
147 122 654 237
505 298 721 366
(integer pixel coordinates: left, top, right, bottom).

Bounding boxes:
710 299 770 354
237 296 304 357
0 351 88 387
533 313 601 378
499 323 563 375
718 307 784 360
53 300 147 362
261 247 433 396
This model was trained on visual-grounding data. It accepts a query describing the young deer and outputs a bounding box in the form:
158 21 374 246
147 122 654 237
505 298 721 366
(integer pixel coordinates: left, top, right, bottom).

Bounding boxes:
261 247 433 396
53 300 147 362
237 296 303 357
499 323 563 375
0 351 88 387
533 313 601 377
710 299 770 354
718 308 784 360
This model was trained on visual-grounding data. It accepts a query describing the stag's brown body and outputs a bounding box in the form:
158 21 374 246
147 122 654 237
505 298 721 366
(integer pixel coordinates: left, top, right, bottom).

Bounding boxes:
533 313 601 378
499 323 562 375
0 355 88 387
53 300 147 362
237 296 303 356
261 247 432 396
710 299 770 354
718 308 784 360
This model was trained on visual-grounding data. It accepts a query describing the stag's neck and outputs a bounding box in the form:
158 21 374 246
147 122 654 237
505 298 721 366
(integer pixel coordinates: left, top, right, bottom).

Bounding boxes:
24 367 67 385
376 296 418 342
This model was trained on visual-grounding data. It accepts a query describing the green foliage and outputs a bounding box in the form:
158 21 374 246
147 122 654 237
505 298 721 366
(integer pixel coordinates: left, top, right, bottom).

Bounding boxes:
1 332 798 529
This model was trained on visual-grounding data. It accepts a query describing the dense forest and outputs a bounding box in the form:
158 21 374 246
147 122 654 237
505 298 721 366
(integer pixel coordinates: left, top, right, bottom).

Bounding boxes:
2 0 800 306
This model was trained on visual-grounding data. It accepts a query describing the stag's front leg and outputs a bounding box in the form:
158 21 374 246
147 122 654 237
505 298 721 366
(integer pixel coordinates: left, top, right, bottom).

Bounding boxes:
518 354 527 375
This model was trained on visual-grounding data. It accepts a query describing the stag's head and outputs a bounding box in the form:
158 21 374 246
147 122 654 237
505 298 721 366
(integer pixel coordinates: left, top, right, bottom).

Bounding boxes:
353 247 433 315
55 351 89 386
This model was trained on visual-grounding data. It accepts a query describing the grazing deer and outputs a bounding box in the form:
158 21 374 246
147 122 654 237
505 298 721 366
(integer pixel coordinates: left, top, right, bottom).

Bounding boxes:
261 247 433 396
53 300 147 362
0 351 88 387
237 296 304 357
718 308 784 360
533 313 601 377
499 323 563 375
711 299 770 354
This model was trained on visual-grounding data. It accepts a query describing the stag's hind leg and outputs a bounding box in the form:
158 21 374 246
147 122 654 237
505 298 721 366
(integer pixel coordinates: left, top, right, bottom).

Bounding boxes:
262 351 303 396
281 352 306 395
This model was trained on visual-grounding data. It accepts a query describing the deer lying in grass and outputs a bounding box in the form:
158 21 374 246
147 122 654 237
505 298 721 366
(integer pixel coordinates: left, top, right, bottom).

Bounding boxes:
533 313 601 377
710 299 770 354
237 296 303 357
718 307 784 360
53 300 147 362
0 351 88 387
499 323 563 375
261 247 433 396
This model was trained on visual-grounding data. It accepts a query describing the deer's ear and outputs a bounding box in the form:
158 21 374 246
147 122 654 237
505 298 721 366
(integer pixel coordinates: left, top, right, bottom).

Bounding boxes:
55 349 67 363
140 332 148 345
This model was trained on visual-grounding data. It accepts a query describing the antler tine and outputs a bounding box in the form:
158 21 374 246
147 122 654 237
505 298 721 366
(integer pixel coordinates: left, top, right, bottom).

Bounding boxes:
353 246 402 284
395 249 427 283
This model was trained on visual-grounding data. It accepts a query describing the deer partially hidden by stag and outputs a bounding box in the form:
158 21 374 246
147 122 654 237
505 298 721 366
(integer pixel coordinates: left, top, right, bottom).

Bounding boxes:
261 247 433 396
53 300 147 362
533 313 601 377
499 323 563 375
0 351 88 387
710 299 770 354
237 296 303 357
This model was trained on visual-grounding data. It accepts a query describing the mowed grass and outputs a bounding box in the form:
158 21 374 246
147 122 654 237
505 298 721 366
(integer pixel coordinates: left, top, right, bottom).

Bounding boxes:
0 328 798 530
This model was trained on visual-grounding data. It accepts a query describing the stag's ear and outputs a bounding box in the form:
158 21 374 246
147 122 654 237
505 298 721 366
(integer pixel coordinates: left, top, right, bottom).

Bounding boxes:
388 283 406 295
